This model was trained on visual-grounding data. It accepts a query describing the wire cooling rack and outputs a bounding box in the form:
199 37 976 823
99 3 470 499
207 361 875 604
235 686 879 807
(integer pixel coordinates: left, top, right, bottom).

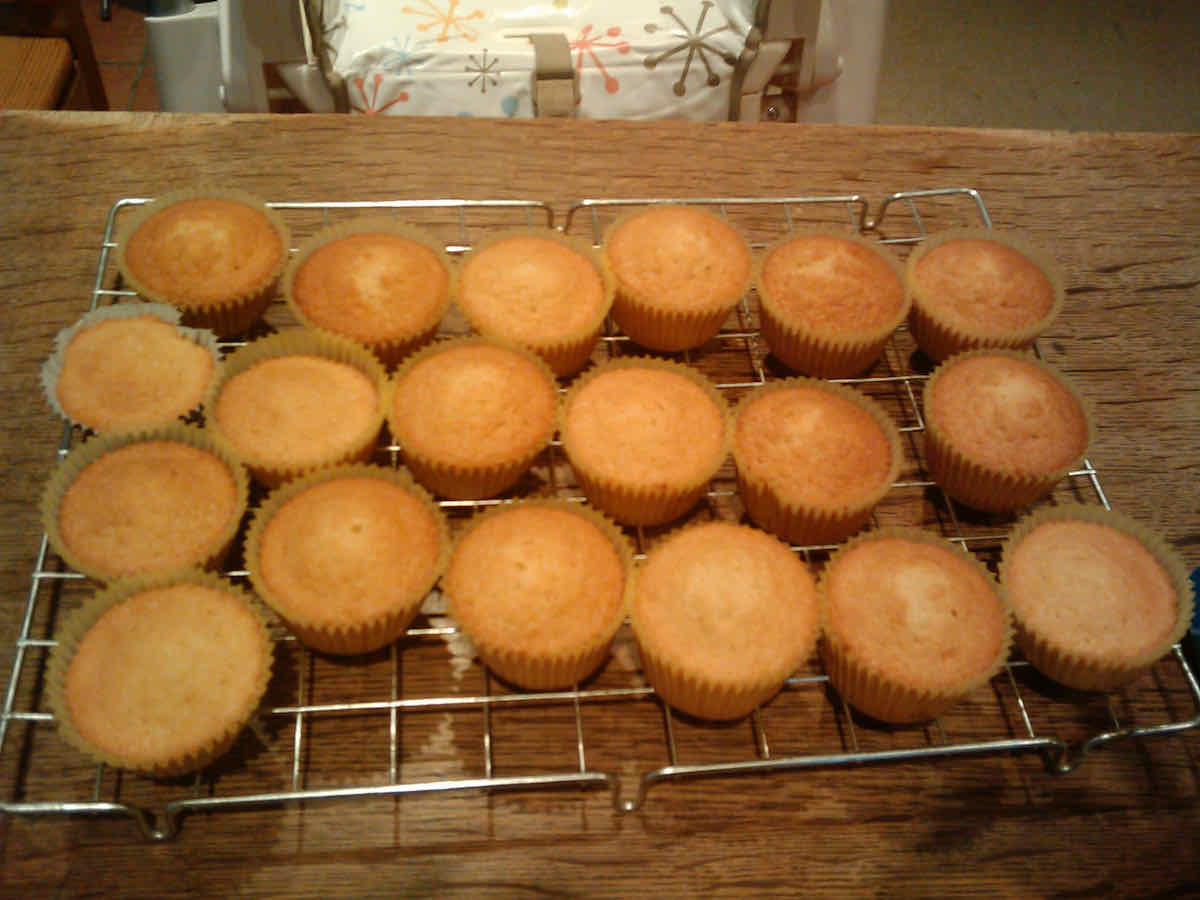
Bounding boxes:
2 188 1197 841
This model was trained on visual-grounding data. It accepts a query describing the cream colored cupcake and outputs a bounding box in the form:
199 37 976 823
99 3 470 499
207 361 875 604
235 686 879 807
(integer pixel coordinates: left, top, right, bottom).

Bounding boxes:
207 329 386 487
603 205 752 352
42 304 219 433
904 228 1064 362
922 349 1093 512
41 423 248 583
245 464 449 656
442 500 633 690
386 337 558 499
756 230 908 378
1000 505 1192 691
733 378 901 546
115 187 289 338
454 228 614 376
285 217 453 367
560 358 730 526
630 521 819 720
820 528 1012 724
46 570 273 778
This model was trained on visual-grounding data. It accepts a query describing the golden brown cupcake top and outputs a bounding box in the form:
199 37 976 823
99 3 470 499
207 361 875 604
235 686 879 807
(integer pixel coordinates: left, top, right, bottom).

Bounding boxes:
605 206 752 313
910 235 1057 336
52 437 242 581
562 361 727 489
213 353 381 474
456 231 610 345
59 580 270 773
289 226 451 344
254 471 446 630
632 522 819 686
445 503 628 657
823 533 1009 694
121 195 286 308
759 233 905 335
734 381 897 511
925 352 1089 476
389 339 557 471
1004 516 1184 664
51 313 215 432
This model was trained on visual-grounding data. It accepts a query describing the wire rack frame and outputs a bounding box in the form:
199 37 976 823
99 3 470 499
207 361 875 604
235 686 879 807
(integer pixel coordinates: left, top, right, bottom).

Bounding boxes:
1 190 1197 842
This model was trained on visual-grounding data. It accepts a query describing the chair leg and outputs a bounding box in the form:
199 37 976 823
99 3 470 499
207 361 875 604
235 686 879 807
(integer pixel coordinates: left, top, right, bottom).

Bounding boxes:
101 0 111 21
65 0 110 107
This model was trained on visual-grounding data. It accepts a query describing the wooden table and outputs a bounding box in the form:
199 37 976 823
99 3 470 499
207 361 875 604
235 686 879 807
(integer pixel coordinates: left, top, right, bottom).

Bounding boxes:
0 111 1197 897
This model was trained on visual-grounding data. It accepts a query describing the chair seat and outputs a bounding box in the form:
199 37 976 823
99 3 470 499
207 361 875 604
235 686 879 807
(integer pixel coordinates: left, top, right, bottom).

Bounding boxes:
0 34 73 109
329 1 756 120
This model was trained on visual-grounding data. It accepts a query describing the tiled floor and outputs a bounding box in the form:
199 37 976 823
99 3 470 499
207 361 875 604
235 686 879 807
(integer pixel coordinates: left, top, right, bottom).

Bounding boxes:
82 1 1199 129
83 0 157 112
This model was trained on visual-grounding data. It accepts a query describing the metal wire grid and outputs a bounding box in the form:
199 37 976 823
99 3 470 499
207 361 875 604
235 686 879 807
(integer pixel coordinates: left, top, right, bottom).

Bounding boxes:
1 189 1197 841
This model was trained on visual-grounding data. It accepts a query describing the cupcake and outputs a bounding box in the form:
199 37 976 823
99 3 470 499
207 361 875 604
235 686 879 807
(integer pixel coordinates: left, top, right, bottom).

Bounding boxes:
756 230 908 378
285 217 452 367
245 464 449 655
454 228 613 376
732 378 901 546
603 205 752 352
46 570 273 777
386 337 558 499
442 500 633 690
1000 505 1192 691
560 358 729 527
42 304 219 433
820 528 1012 724
630 521 820 720
207 329 386 487
922 350 1093 512
41 423 248 583
114 187 289 338
904 228 1064 362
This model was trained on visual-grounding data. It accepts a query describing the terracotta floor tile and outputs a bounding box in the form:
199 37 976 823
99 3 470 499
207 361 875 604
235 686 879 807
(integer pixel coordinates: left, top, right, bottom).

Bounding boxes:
130 61 158 111
98 60 152 111
82 0 146 65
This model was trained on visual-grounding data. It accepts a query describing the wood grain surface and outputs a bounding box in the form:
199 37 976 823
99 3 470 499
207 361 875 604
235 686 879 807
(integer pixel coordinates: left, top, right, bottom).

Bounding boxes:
0 111 1197 898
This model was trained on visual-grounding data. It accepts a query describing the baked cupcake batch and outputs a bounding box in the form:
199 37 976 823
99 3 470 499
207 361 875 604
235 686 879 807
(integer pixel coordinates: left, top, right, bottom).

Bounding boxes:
37 190 1191 778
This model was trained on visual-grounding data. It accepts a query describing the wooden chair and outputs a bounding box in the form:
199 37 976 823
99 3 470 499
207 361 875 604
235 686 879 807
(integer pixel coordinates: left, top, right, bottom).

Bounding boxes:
0 0 108 109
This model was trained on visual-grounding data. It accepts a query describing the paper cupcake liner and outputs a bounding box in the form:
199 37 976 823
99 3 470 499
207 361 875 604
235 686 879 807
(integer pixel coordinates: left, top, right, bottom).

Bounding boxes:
560 357 732 527
385 335 559 499
44 569 274 778
41 303 222 433
759 312 893 379
41 423 249 584
818 527 1013 724
602 205 752 353
904 228 1065 363
113 187 290 338
756 230 909 379
533 329 605 379
999 504 1193 691
454 227 614 377
637 641 789 721
610 296 735 354
206 328 387 488
922 349 1096 513
573 469 713 529
284 217 455 368
445 499 635 690
732 378 902 546
630 521 820 721
244 463 451 655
